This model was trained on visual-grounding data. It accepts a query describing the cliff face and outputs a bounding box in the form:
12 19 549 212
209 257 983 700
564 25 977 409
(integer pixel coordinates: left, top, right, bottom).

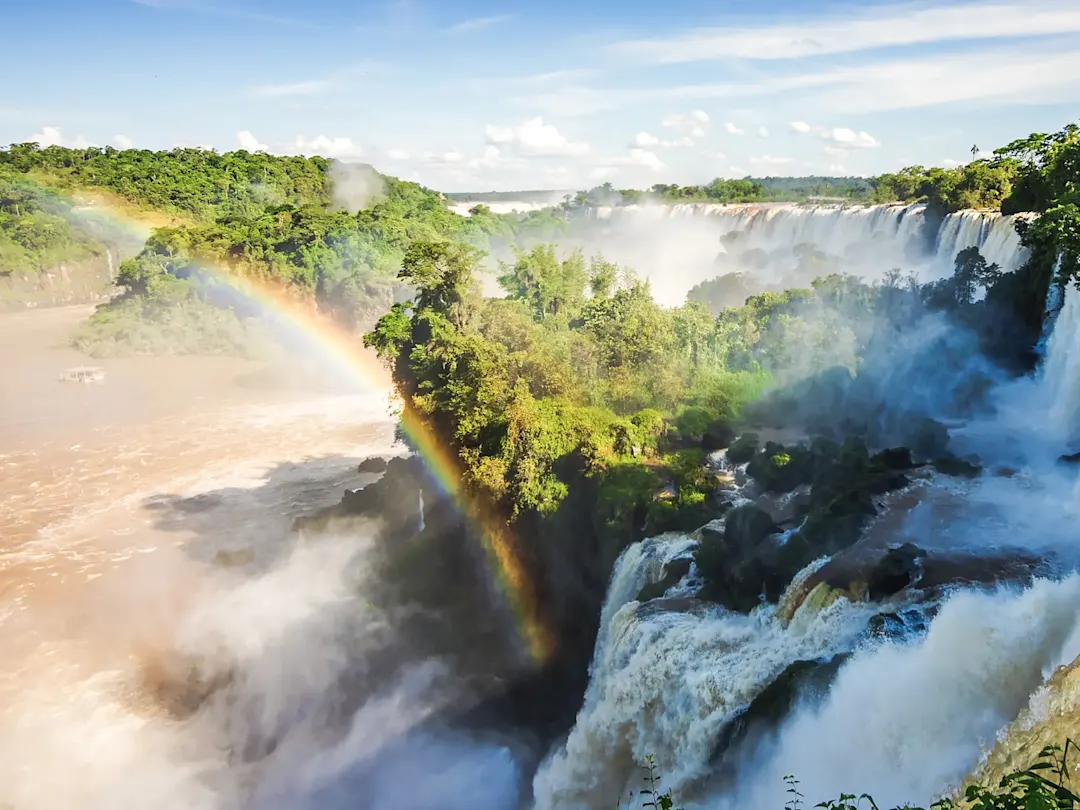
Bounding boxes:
0 251 121 311
966 654 1080 790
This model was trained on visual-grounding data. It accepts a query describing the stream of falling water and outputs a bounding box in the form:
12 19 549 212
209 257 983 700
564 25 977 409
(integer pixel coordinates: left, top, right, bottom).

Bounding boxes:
533 282 1080 810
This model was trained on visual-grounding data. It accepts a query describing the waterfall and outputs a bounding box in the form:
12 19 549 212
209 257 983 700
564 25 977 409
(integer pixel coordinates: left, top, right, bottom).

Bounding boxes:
932 211 1031 275
1041 282 1080 444
591 203 1030 279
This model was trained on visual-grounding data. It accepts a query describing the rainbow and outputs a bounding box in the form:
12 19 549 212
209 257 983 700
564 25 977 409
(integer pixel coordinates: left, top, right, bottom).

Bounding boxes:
65 188 555 665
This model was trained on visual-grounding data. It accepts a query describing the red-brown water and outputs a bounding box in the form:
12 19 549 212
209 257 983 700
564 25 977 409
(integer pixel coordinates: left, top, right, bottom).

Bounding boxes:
0 305 398 808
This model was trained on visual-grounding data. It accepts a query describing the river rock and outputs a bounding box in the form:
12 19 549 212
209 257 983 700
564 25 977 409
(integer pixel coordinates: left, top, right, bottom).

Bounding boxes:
866 542 927 600
711 653 851 771
357 456 390 474
635 557 693 603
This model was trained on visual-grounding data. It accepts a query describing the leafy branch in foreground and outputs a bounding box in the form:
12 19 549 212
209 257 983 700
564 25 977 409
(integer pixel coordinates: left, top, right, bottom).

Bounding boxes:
631 742 1079 810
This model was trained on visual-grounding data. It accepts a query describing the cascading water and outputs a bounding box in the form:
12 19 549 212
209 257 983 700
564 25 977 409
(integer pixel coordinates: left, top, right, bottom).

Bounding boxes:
532 283 1080 810
587 202 1030 280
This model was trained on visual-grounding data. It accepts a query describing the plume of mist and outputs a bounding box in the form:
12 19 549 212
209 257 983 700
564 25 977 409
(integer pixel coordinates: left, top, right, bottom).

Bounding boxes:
330 161 387 213
0 518 521 810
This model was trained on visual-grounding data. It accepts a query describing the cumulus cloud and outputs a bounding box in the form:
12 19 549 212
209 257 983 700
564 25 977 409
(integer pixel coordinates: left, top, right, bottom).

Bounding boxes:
631 132 694 148
791 122 882 153
288 135 362 159
386 149 410 161
724 122 745 135
112 135 134 150
821 127 881 149
828 163 848 173
758 126 770 138
942 158 965 168
484 117 589 157
715 151 727 160
26 126 97 149
237 130 268 152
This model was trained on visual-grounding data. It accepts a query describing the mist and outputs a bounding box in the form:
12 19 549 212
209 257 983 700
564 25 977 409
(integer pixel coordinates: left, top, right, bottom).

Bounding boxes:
330 160 387 213
0 514 524 810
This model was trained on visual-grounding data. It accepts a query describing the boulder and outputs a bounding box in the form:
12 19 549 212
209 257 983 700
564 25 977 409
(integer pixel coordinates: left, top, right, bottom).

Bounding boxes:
931 456 983 478
726 433 760 464
635 557 693 603
357 456 390 474
866 542 927 600
711 653 851 771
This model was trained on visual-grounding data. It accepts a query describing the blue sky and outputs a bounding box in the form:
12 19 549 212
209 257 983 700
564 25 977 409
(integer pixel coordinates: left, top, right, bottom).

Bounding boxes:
3 0 1080 191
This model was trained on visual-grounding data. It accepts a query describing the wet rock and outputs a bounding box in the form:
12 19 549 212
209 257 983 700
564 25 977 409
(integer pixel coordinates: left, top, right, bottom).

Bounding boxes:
357 456 390 474
931 456 983 478
903 417 951 461
873 447 913 470
867 609 928 641
866 542 927 600
635 596 715 620
726 433 760 464
711 653 851 770
635 557 693 603
787 544 1044 618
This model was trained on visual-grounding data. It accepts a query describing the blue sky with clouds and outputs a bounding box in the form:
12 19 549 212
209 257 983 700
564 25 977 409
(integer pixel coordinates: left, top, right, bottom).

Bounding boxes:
3 0 1079 191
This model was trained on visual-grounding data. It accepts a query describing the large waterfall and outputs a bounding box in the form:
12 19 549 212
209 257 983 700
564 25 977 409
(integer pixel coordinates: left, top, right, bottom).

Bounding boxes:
590 202 1029 276
532 282 1080 810
456 201 1031 307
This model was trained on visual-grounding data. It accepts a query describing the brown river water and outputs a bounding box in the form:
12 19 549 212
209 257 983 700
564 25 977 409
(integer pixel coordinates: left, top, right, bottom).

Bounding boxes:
0 306 398 808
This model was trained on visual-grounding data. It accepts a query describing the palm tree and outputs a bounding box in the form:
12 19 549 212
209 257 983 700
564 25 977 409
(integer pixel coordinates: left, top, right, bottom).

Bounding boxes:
971 144 980 160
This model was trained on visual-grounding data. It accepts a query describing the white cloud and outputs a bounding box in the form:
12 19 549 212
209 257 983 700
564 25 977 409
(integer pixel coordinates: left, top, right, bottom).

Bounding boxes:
26 126 97 149
821 127 880 149
715 151 727 160
608 1 1080 63
631 131 694 148
791 122 883 154
749 154 795 165
446 14 514 33
724 122 744 135
828 164 848 174
942 158 965 168
236 130 268 152
288 135 362 159
253 79 334 98
758 126 770 138
387 148 410 161
484 117 589 157
729 166 749 176
112 135 134 150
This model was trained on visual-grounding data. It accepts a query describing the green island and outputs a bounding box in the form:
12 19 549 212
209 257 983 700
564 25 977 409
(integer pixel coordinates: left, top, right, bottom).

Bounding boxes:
2 119 1079 808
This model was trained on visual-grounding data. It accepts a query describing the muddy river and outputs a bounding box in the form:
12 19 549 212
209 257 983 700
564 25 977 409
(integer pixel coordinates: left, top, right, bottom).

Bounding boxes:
0 305 399 808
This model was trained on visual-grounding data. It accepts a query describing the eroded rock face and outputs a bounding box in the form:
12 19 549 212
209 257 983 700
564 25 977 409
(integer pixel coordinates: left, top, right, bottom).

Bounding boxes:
710 654 851 774
964 655 1080 793
778 544 1044 624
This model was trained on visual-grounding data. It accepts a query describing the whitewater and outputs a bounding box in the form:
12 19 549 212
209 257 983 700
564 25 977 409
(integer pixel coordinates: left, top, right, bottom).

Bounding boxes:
2 204 1075 810
458 201 1029 307
532 266 1080 809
